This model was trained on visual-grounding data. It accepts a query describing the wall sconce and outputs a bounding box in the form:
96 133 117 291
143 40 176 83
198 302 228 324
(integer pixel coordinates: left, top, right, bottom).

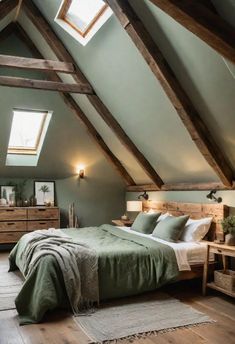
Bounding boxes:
138 191 149 201
206 190 222 203
77 165 85 179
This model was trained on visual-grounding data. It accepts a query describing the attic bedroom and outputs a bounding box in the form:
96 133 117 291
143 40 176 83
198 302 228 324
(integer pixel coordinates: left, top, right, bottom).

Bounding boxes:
0 0 234 343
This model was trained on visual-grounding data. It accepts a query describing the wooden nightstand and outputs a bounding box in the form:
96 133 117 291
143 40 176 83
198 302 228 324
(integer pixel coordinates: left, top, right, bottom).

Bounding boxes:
112 219 134 227
203 242 235 297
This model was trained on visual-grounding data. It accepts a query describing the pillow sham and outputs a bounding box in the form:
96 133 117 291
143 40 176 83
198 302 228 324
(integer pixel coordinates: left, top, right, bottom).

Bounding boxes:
131 212 161 234
152 215 189 242
180 217 213 242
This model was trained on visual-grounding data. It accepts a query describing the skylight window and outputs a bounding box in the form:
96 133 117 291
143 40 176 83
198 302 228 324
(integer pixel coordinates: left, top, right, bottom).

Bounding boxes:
55 0 112 46
65 0 107 37
6 109 52 167
8 110 47 155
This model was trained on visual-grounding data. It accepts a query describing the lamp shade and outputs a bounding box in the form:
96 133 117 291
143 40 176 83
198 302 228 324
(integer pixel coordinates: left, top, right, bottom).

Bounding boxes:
126 201 142 212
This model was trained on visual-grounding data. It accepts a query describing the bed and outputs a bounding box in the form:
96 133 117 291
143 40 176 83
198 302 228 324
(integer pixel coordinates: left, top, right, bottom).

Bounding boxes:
8 201 228 324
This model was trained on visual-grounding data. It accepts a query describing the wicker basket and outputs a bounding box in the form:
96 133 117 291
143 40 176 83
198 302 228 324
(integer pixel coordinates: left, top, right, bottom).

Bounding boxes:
214 270 235 292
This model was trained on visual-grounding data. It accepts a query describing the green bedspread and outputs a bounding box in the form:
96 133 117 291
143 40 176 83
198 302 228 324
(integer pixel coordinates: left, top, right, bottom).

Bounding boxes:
9 224 179 325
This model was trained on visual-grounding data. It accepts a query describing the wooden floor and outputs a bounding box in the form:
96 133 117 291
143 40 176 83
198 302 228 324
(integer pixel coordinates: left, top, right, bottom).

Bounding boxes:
0 252 235 344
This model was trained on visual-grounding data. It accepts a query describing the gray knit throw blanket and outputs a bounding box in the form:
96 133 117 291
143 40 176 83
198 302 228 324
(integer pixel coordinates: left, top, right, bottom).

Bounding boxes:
20 229 99 314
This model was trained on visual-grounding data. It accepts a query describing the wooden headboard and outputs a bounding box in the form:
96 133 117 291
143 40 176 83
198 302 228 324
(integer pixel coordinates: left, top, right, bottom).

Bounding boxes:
143 201 229 240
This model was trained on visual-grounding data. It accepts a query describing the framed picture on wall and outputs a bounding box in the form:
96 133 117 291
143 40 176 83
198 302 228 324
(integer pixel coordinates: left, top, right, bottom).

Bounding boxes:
34 181 55 206
0 186 15 206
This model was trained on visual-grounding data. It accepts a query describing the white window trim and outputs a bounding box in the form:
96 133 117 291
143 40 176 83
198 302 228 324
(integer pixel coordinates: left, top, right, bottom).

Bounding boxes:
55 2 112 46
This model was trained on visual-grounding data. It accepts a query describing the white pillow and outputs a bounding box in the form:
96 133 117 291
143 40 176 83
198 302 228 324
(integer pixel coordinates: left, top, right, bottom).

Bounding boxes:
180 217 213 242
157 212 172 222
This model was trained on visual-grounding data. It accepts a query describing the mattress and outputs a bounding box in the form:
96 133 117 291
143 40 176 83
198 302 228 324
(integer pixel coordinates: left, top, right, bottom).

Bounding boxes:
117 226 214 271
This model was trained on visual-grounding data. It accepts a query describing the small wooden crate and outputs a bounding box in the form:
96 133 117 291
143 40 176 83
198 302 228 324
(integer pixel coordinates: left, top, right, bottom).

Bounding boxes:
214 270 235 292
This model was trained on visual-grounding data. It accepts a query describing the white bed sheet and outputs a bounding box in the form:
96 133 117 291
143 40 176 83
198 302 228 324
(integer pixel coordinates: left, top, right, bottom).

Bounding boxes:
117 226 214 271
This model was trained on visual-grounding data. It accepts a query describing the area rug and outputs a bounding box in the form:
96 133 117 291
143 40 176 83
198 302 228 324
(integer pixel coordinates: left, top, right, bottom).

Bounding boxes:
0 261 23 311
75 292 214 343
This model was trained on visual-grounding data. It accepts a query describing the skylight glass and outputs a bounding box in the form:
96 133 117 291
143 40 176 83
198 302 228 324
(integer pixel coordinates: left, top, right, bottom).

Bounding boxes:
65 0 107 36
8 110 47 154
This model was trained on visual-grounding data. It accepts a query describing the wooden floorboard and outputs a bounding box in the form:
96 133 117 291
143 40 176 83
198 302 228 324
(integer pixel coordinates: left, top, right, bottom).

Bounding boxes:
0 253 234 344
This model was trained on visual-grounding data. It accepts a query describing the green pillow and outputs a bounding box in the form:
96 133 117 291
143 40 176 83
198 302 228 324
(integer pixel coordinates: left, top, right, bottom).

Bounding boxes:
131 212 161 234
152 215 189 242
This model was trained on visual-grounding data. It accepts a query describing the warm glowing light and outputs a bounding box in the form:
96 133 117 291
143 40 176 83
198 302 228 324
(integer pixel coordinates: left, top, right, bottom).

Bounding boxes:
76 164 85 178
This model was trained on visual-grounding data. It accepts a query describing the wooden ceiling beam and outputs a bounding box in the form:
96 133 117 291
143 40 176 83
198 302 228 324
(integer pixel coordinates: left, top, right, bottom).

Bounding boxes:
0 0 18 21
127 182 235 192
22 0 164 189
0 76 94 94
13 23 135 186
105 0 234 187
149 0 235 64
0 54 75 73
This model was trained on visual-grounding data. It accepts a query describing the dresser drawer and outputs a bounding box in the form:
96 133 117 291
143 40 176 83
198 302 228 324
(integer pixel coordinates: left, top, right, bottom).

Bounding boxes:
0 208 27 221
28 220 59 231
0 231 28 244
27 208 59 220
0 221 27 232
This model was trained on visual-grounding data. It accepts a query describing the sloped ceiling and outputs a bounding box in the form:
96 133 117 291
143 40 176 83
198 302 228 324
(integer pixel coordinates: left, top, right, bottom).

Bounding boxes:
0 0 234 185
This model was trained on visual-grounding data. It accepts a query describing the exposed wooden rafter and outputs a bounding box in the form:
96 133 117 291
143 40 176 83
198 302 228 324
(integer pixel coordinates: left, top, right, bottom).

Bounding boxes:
105 0 234 187
0 54 75 73
0 76 94 94
22 0 164 189
13 23 135 186
127 182 235 192
0 0 18 21
148 0 235 64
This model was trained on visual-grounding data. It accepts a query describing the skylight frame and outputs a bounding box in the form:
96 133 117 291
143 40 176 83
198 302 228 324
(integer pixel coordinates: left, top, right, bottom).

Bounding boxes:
8 109 48 156
55 0 112 46
60 0 109 38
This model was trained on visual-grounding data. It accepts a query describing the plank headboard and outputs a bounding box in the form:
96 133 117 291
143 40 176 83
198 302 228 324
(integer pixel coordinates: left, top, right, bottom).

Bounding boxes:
143 201 229 240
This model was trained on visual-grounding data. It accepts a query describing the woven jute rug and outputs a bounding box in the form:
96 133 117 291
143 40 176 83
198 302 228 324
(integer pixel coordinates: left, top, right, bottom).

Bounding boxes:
75 292 214 343
0 261 23 311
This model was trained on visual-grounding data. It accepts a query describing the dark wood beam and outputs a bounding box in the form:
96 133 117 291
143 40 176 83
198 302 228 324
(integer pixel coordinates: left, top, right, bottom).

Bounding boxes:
127 182 235 192
0 54 75 73
14 24 135 186
0 0 18 21
148 0 235 64
105 0 234 187
22 0 87 84
0 76 93 94
22 0 163 188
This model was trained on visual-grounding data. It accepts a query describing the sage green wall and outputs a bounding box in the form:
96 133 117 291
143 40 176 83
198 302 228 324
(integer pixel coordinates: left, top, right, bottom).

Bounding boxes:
0 34 126 227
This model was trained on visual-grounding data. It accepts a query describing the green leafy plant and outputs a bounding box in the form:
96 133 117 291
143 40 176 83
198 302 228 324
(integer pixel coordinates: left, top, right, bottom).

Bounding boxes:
221 216 235 235
39 185 50 203
8 180 27 201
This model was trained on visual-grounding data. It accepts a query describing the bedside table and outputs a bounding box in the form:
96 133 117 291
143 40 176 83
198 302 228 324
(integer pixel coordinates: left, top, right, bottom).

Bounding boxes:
202 242 235 297
112 219 134 227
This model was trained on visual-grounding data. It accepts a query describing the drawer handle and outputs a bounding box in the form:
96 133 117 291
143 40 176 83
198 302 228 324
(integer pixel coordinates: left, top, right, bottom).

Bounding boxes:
39 222 46 225
217 249 222 253
38 209 46 212
7 222 15 226
6 209 14 212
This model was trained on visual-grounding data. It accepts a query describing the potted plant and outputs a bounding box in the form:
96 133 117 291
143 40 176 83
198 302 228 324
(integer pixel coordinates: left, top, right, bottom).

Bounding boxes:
221 215 235 246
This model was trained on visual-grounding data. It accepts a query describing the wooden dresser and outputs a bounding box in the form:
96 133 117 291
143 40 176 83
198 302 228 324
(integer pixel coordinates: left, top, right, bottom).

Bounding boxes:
0 207 60 244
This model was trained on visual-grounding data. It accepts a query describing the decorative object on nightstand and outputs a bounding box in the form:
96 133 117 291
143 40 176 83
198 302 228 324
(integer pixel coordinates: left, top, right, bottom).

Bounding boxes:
221 215 235 246
202 242 235 298
112 219 134 227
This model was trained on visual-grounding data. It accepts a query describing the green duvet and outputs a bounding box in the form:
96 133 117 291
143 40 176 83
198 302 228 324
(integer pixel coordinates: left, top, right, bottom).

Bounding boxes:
9 225 179 324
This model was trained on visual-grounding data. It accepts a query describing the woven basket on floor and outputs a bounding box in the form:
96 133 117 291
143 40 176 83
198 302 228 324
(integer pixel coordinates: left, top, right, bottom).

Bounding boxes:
214 270 235 292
